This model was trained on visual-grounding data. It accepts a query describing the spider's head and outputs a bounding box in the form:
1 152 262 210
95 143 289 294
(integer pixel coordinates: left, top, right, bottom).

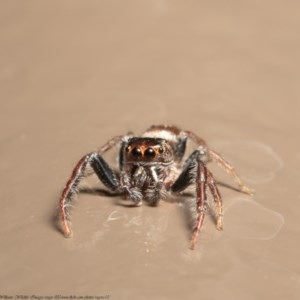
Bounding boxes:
124 137 174 165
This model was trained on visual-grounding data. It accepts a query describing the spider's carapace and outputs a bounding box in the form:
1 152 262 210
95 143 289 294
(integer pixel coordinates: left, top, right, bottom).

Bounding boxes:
124 138 173 165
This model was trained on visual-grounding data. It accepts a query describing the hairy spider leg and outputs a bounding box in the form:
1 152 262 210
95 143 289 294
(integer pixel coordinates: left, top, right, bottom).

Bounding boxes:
59 152 120 237
182 130 253 195
59 155 89 237
98 134 131 154
170 150 211 249
207 169 223 230
207 149 254 195
189 158 208 249
59 135 125 237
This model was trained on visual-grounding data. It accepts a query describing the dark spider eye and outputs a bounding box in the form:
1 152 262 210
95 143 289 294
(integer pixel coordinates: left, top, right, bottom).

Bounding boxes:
158 147 164 154
125 146 130 152
132 147 142 157
144 147 155 157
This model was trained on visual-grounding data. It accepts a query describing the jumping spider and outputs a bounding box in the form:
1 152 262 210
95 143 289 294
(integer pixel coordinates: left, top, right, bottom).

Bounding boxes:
59 125 253 249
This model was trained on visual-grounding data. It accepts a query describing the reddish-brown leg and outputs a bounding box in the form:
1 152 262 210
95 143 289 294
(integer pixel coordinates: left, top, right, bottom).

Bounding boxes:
59 155 90 237
98 134 131 154
207 149 254 195
59 135 125 237
182 130 253 195
190 160 208 250
207 169 223 230
182 130 208 148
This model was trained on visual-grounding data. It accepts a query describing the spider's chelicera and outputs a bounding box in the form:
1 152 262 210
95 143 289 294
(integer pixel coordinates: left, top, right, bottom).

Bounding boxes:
59 125 253 249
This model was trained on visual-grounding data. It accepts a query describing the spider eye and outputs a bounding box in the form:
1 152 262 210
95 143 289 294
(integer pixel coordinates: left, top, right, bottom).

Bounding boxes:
144 147 155 158
158 147 164 154
132 147 142 157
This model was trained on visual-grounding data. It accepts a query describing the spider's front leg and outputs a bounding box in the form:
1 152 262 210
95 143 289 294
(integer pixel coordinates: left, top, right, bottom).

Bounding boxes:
59 152 121 237
171 150 222 249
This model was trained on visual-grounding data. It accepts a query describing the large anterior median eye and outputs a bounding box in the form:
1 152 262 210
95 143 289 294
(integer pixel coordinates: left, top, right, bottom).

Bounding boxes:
132 147 142 157
144 147 155 157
